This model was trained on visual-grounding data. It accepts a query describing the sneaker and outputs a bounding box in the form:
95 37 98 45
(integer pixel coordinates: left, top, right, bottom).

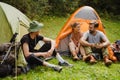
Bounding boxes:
104 56 112 67
52 66 62 72
58 61 73 67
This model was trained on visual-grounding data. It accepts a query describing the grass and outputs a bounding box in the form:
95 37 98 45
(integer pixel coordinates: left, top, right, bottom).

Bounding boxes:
102 19 120 42
1 16 120 80
39 16 67 39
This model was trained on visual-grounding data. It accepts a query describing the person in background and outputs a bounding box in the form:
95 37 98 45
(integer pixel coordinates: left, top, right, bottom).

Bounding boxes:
80 20 112 66
20 21 72 72
69 22 87 61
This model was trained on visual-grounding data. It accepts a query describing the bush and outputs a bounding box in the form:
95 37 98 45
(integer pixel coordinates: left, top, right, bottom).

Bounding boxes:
1 0 119 20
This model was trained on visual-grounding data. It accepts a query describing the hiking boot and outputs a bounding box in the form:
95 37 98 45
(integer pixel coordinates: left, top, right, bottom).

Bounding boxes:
73 56 79 61
104 58 112 67
58 61 73 67
104 56 112 66
52 66 62 72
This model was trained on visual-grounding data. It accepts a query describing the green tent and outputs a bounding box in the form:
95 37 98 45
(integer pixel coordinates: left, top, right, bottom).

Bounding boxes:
0 2 31 68
0 2 31 43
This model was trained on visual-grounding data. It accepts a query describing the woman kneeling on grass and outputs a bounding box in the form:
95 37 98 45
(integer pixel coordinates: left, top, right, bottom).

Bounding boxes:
20 21 72 72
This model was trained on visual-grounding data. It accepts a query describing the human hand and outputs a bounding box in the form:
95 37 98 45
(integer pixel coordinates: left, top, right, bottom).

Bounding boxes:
43 52 51 58
90 43 95 47
95 43 103 49
48 50 53 55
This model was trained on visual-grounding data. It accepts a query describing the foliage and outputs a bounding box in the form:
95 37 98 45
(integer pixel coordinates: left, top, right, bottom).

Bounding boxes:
1 0 119 20
48 0 79 16
79 0 120 19
0 0 51 19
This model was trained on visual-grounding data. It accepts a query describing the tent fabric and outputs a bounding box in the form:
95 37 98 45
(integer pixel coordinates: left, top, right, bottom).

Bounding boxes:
75 6 98 20
0 5 12 43
55 6 117 61
0 2 31 43
0 2 31 67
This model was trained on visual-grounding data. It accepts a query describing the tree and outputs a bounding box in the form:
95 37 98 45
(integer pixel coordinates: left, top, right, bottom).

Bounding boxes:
1 0 119 19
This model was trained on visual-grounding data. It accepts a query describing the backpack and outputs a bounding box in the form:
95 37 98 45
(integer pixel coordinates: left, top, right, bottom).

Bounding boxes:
0 64 12 78
0 42 29 78
111 40 120 61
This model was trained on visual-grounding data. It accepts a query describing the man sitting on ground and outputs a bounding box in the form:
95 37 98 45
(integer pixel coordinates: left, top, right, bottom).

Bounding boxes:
80 20 112 66
20 21 72 72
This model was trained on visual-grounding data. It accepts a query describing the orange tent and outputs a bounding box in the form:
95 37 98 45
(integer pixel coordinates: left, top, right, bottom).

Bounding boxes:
55 6 117 61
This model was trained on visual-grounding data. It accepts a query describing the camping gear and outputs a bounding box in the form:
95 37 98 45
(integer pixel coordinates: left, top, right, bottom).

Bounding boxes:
111 40 120 61
0 42 29 77
0 1 30 65
1 33 18 64
0 2 31 77
0 2 31 43
55 6 117 61
0 64 12 77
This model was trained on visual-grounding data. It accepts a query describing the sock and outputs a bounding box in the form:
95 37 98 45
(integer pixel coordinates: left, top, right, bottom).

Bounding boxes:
43 61 56 68
56 53 65 63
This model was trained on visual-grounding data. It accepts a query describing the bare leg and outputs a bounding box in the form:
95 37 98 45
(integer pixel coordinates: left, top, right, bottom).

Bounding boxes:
79 45 87 60
69 41 79 60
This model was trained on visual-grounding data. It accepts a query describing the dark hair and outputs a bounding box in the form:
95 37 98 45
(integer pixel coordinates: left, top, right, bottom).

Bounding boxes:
71 22 80 28
89 21 99 28
94 22 99 28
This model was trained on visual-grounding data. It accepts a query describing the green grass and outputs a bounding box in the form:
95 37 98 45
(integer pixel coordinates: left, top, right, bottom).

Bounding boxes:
102 19 120 42
39 16 68 39
1 17 120 80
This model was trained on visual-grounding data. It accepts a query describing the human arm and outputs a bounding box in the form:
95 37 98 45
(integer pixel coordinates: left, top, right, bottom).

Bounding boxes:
43 37 55 54
101 33 110 47
80 32 95 47
95 32 110 48
22 42 51 58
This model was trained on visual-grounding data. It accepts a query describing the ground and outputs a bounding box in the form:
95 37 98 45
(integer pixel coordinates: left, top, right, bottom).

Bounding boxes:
1 16 120 80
